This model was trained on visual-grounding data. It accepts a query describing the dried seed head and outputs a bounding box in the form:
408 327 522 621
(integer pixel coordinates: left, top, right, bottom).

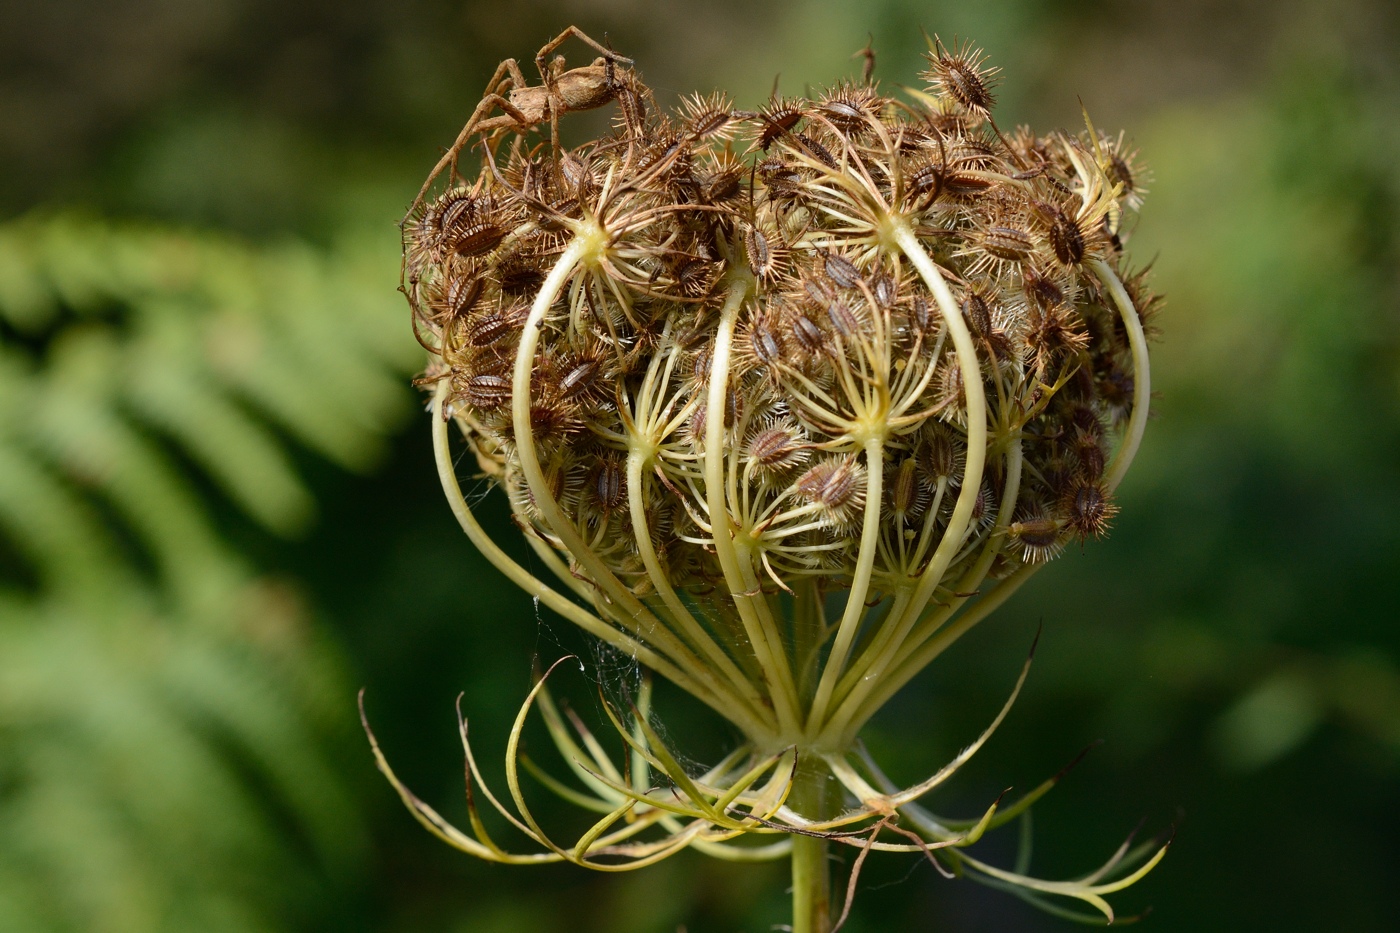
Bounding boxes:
407 30 1155 611
395 36 1165 911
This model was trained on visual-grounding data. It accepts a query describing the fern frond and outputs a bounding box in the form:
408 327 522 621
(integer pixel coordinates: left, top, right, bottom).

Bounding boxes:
0 212 418 932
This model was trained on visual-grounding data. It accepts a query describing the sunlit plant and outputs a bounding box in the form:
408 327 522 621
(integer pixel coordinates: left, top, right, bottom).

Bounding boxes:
366 27 1166 931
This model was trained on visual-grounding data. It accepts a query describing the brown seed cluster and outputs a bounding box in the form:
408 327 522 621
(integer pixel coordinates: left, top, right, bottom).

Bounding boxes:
404 38 1156 608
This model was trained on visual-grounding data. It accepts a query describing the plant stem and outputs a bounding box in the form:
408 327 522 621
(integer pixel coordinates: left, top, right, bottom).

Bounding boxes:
790 759 832 933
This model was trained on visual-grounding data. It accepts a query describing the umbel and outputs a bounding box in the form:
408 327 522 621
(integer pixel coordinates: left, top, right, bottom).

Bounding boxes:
365 26 1166 933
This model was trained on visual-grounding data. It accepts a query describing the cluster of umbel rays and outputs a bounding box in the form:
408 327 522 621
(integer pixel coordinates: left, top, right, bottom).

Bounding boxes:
372 26 1167 927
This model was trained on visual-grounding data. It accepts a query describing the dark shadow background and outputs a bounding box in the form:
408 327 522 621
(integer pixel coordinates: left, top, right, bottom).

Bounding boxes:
2 1 1398 931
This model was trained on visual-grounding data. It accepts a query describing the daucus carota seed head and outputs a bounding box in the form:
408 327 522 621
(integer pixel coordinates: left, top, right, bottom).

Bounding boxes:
403 28 1157 643
385 26 1164 921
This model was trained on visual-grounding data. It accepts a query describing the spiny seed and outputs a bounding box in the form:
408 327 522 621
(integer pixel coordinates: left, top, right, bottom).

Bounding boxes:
804 277 836 304
1100 367 1135 413
673 257 716 297
981 226 1034 261
970 482 992 523
1071 406 1102 437
792 314 826 353
1108 153 1136 195
746 226 775 278
747 425 807 473
872 273 896 307
496 258 545 295
465 308 511 346
726 388 744 426
951 138 999 169
892 458 919 515
689 110 731 140
650 137 689 175
1013 515 1059 548
529 400 576 437
1066 482 1115 537
919 427 960 478
1023 267 1065 309
913 295 934 332
464 374 511 408
943 172 993 198
447 222 508 257
545 197 581 225
818 97 868 133
757 159 801 195
945 62 993 112
445 275 484 318
616 86 648 136
559 359 600 398
751 320 782 364
691 347 712 384
758 105 804 148
928 42 999 116
519 463 570 516
796 133 838 169
824 252 862 289
1075 441 1106 482
796 459 860 513
827 299 859 337
1009 518 1062 561
1048 211 1086 265
907 162 943 202
963 290 993 337
592 459 627 511
436 190 478 231
559 152 595 191
703 169 741 202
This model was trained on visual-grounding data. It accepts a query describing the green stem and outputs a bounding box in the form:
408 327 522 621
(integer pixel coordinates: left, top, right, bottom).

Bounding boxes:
705 269 803 736
890 220 990 645
1089 258 1152 494
790 760 833 933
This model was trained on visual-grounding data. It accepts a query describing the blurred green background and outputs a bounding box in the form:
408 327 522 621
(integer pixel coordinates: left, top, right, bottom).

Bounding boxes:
1 0 1397 930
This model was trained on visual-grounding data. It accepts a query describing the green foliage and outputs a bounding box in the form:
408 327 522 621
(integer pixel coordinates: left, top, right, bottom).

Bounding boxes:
0 214 417 932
